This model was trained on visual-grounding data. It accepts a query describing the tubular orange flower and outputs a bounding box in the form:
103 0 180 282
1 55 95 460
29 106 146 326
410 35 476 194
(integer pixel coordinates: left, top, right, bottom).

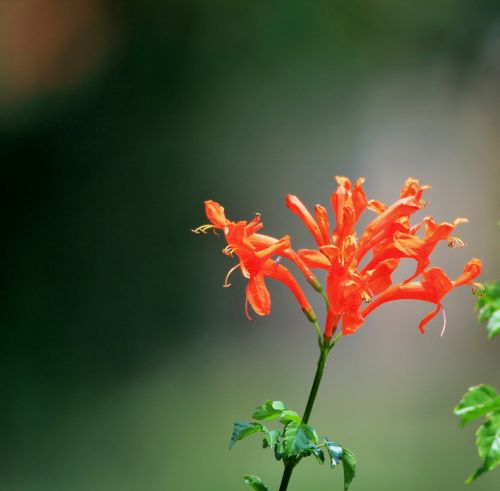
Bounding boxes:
193 200 316 321
287 177 482 337
361 258 483 334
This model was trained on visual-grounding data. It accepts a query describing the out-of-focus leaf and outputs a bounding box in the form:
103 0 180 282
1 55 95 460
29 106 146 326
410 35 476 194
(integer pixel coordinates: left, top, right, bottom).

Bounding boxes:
466 412 500 483
243 474 269 491
454 385 500 426
487 310 500 339
475 281 500 338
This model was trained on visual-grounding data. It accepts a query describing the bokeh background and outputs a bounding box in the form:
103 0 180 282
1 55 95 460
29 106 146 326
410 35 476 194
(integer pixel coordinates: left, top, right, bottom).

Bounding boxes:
1 1 499 490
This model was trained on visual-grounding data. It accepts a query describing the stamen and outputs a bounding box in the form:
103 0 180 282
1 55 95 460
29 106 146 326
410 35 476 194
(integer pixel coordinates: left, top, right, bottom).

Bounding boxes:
223 263 241 288
472 282 486 297
440 308 447 337
419 199 428 208
192 224 215 234
447 236 466 248
361 291 372 303
222 245 236 256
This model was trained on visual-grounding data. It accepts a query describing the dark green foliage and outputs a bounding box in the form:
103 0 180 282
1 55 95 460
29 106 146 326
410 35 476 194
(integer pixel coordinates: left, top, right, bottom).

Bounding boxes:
230 400 358 489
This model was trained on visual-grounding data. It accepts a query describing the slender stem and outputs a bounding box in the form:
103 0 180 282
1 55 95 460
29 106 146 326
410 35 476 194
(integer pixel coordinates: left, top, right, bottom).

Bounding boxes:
302 339 329 424
278 464 294 491
278 338 332 490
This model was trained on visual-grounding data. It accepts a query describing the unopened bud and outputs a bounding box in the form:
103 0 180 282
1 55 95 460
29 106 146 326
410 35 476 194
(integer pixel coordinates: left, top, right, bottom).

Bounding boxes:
302 307 317 323
307 276 323 293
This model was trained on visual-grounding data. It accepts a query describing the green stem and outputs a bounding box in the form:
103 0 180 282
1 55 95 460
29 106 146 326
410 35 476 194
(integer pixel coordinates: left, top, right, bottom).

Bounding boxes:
302 338 330 424
278 338 332 490
278 464 294 491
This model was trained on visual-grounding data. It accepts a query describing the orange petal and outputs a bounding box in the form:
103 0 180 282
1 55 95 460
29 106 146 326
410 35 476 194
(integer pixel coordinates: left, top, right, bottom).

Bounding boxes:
246 274 271 316
256 235 291 261
453 258 482 287
342 309 365 335
286 195 323 246
314 204 331 245
298 249 331 269
367 199 387 214
262 262 312 311
205 200 227 228
418 302 442 334
352 177 368 218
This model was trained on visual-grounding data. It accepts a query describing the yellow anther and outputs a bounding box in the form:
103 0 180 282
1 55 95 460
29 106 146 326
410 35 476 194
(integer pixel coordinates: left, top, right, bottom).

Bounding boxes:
361 291 372 303
223 263 241 288
222 245 236 256
447 236 466 248
472 282 485 297
192 224 215 234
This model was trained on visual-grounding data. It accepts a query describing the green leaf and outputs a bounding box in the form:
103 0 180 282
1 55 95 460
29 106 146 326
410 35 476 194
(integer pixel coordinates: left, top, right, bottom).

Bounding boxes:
252 400 288 420
229 421 266 449
342 448 357 491
325 440 343 468
454 385 500 426
309 446 325 464
279 410 301 424
283 422 318 458
263 429 281 449
274 440 284 461
243 474 269 491
487 310 500 339
466 412 500 483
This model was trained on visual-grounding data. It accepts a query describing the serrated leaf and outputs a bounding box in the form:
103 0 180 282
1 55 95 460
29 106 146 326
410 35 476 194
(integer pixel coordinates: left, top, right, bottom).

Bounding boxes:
243 474 269 491
325 440 343 468
466 412 500 482
263 429 281 448
283 422 317 457
342 448 357 491
252 400 288 420
487 310 500 339
229 421 266 449
279 410 301 424
454 385 500 426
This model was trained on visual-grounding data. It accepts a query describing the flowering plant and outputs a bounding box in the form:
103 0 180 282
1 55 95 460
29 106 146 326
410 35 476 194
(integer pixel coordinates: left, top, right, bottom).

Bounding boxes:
194 177 482 490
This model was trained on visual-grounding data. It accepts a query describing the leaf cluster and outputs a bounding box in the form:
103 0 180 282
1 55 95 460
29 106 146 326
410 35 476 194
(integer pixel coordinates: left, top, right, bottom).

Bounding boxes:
454 385 500 482
230 400 356 490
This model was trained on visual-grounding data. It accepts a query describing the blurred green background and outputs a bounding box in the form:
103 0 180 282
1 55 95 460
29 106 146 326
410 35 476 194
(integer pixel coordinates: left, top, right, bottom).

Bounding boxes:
1 1 499 490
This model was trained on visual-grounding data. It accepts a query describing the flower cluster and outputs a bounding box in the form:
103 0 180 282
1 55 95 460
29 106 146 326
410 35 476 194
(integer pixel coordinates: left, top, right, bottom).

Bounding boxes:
194 177 482 338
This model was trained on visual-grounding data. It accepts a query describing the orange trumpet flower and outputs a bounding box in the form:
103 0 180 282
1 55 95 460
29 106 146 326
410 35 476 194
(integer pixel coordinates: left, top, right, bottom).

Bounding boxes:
287 177 482 337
